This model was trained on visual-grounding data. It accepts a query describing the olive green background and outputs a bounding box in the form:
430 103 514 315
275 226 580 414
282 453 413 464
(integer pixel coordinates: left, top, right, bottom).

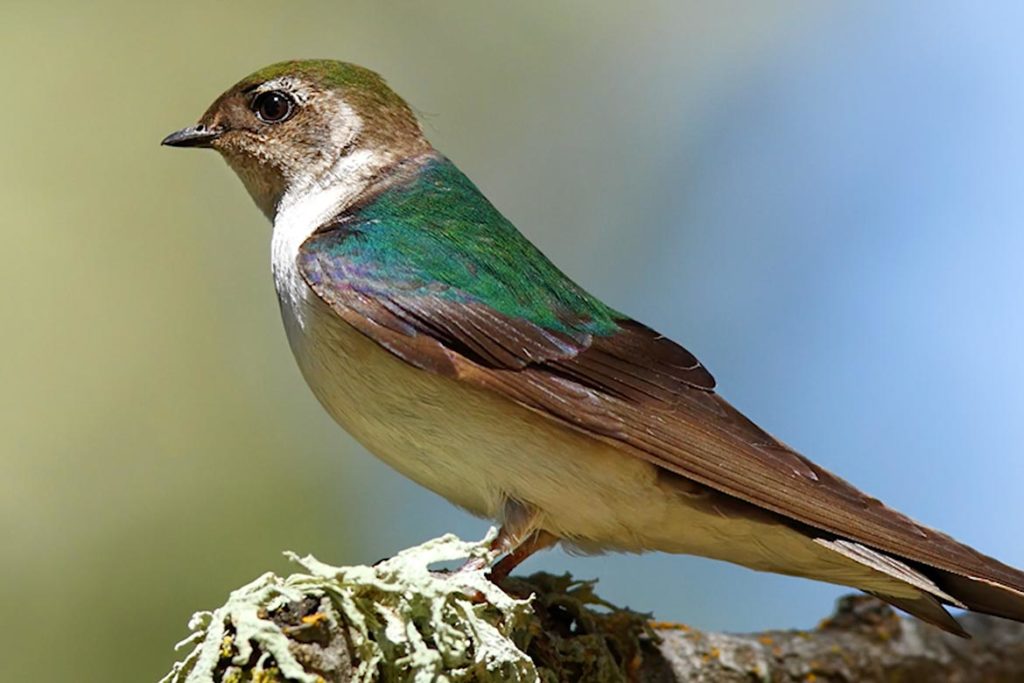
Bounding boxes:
5 2 1024 681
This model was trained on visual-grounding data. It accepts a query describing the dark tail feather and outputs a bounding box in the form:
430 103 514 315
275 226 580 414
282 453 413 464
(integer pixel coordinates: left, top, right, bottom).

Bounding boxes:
881 569 1024 637
936 570 1024 623
811 537 1024 635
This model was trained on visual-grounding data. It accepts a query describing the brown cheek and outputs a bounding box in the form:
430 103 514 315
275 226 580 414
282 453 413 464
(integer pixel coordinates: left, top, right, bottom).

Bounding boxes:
214 133 258 158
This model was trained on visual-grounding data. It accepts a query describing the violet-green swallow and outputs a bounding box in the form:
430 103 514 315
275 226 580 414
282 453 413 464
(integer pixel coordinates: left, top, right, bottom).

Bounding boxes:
163 60 1024 636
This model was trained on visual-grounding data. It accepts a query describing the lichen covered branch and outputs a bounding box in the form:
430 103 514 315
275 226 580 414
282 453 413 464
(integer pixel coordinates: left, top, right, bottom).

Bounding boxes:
161 532 1024 682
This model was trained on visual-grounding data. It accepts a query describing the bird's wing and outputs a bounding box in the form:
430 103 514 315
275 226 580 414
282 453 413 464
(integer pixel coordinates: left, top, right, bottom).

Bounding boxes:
297 154 1024 616
299 222 1024 604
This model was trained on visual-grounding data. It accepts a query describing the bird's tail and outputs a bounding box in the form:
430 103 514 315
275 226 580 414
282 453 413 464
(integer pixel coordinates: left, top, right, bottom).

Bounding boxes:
817 537 1024 637
935 570 1024 623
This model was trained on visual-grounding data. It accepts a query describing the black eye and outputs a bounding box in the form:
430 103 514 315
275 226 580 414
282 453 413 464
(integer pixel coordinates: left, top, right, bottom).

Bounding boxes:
252 90 295 123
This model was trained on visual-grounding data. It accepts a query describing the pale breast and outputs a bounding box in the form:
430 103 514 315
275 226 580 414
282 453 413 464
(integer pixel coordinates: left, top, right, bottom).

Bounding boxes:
277 279 656 529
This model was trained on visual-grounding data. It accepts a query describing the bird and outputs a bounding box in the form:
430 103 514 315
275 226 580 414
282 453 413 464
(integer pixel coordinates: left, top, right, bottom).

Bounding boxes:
163 59 1024 636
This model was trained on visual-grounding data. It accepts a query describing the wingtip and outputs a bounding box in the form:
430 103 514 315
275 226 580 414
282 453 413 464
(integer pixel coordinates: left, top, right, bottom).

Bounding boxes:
871 591 970 638
937 570 1024 625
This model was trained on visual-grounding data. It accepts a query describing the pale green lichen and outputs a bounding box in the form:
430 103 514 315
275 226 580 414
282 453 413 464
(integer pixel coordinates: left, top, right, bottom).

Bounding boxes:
160 530 538 683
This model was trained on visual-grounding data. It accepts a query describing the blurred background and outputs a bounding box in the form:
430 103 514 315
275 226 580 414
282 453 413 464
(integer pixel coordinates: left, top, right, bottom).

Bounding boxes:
4 1 1024 679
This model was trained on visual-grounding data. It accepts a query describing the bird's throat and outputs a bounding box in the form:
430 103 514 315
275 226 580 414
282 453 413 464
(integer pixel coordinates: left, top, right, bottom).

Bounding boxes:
270 147 388 328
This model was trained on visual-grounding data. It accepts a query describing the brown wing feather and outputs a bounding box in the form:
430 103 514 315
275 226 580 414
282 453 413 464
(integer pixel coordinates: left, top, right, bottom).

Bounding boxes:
467 363 1024 595
301 264 1024 605
548 320 715 399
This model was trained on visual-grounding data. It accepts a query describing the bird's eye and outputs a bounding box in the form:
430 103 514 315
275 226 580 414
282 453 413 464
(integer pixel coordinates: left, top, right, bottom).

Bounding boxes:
252 90 295 124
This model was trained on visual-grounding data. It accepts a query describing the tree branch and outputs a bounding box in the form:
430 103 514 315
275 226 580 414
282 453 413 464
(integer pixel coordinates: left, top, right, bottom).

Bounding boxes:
160 533 1024 682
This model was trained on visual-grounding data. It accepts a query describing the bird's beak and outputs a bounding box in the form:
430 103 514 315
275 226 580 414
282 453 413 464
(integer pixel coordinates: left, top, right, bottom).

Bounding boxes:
161 124 222 148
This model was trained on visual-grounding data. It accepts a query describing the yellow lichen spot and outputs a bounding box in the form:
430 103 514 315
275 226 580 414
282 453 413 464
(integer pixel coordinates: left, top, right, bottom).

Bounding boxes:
252 669 281 683
649 620 690 631
708 647 721 659
757 635 773 646
301 612 328 626
220 634 234 659
805 675 817 682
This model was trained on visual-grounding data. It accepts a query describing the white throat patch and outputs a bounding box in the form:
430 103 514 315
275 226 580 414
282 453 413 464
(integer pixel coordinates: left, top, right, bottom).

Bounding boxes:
271 147 382 329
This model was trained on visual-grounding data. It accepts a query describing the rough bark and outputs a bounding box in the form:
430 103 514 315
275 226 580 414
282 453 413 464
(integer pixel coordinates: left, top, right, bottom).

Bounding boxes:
641 593 1024 682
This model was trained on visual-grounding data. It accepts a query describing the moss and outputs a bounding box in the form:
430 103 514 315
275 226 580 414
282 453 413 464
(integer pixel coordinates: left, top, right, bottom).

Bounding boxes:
506 572 655 682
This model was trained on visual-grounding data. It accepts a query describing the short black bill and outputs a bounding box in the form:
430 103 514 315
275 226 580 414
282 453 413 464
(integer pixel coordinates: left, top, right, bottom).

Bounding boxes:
161 124 222 148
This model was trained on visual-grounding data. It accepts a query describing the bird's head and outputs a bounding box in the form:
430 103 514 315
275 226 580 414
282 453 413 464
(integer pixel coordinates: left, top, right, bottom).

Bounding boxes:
162 60 429 218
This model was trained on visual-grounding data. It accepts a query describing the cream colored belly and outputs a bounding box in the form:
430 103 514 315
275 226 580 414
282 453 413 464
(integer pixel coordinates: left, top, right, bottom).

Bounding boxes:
277 285 922 597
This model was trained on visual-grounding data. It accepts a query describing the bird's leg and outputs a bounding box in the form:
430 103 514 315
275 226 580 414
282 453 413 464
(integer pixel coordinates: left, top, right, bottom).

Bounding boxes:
456 526 516 574
458 498 557 580
489 529 558 584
